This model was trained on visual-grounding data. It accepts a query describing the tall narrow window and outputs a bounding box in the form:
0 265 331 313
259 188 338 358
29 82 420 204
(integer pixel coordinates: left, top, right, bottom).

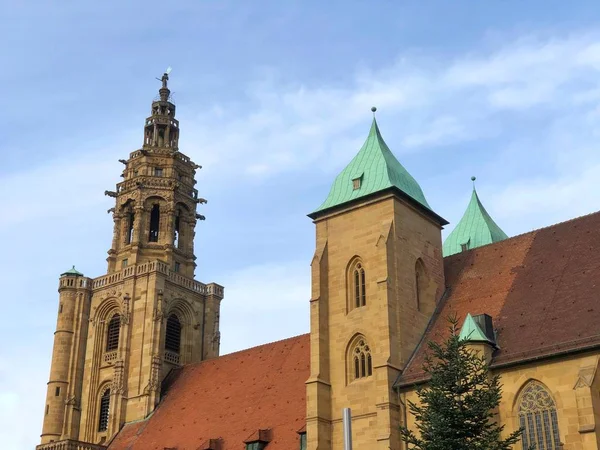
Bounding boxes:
299 432 307 450
126 211 134 244
106 314 120 352
165 314 181 353
518 381 561 450
148 204 160 242
351 262 366 309
415 259 426 311
350 337 372 382
98 389 110 432
174 210 181 248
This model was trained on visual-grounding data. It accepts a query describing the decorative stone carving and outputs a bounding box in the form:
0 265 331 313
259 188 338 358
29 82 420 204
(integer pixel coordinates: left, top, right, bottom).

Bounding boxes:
120 294 131 326
143 355 162 394
153 290 166 322
65 395 79 408
211 330 221 351
111 360 126 395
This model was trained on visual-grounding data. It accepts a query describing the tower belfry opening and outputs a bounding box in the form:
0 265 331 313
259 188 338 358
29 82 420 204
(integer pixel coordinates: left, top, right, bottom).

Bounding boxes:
37 71 224 449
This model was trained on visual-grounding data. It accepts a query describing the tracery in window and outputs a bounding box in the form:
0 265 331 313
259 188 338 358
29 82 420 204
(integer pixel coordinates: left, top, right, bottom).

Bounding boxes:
349 337 372 381
98 388 110 432
106 314 120 352
518 381 561 450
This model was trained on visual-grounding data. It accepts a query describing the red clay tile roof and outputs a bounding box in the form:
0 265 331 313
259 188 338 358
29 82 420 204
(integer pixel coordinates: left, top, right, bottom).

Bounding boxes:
396 211 600 388
109 334 309 450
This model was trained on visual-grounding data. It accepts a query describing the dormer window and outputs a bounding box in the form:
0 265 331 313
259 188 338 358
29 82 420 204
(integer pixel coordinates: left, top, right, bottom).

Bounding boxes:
352 176 362 190
299 432 306 450
245 429 271 450
460 238 471 253
246 443 266 450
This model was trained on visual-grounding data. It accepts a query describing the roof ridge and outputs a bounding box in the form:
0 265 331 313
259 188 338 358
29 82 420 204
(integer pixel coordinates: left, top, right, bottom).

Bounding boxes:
444 208 600 260
182 333 310 370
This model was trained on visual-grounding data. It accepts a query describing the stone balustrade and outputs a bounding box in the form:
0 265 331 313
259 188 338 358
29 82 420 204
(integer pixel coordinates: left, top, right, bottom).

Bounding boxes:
85 260 224 298
36 439 107 450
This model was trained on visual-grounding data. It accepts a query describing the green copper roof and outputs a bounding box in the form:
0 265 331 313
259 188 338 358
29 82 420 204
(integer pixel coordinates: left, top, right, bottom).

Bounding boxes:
459 314 492 343
61 265 84 277
443 179 508 257
312 116 432 215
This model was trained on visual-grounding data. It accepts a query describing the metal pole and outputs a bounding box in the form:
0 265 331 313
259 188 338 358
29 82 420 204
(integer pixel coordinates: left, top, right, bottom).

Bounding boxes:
343 408 353 450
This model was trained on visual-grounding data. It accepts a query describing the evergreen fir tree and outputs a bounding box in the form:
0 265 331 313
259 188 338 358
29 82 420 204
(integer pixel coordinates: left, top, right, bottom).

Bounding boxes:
400 316 530 450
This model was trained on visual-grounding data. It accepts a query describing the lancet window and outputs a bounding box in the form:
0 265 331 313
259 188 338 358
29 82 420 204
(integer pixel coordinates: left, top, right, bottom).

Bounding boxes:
148 204 160 242
165 314 181 354
348 258 366 311
105 314 120 352
415 259 426 311
98 388 110 432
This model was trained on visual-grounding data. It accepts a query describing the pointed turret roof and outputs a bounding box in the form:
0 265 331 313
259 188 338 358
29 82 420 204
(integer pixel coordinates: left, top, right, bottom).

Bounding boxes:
61 265 84 277
459 313 493 344
310 110 445 223
443 178 508 256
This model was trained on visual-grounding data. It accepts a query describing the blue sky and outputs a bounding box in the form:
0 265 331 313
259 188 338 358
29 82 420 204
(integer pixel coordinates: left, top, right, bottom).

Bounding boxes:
3 1 600 448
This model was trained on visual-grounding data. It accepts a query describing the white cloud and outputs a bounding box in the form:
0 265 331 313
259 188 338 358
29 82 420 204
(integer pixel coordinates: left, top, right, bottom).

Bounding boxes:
181 32 600 183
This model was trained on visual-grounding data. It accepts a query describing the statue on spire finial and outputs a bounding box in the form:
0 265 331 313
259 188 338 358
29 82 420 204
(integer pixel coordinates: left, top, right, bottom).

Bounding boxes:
157 67 172 89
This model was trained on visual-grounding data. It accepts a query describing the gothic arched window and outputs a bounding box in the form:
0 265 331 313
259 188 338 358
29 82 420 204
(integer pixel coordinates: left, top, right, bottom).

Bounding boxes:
349 336 372 382
165 314 181 354
348 259 366 311
98 388 110 432
148 204 160 242
415 259 426 311
518 381 561 450
105 314 120 352
126 210 135 244
174 208 183 249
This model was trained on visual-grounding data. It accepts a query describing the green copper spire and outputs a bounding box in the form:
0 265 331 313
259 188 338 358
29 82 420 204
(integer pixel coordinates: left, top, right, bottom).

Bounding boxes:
311 109 434 217
459 314 493 343
443 177 508 256
61 265 84 277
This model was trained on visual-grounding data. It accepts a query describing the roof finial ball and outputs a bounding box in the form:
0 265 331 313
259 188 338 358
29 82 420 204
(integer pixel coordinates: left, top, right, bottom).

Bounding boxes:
371 106 377 114
471 176 477 189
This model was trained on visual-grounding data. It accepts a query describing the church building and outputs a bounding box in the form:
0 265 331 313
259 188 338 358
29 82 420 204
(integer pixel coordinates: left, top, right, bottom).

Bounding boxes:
37 74 600 450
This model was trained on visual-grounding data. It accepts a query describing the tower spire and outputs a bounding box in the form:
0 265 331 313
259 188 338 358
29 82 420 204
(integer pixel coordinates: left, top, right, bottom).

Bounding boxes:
144 68 178 150
158 71 170 101
442 177 509 256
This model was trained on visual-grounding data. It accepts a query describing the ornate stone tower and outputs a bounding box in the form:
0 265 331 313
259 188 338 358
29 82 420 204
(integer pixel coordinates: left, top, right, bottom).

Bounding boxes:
38 72 224 448
305 111 447 450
